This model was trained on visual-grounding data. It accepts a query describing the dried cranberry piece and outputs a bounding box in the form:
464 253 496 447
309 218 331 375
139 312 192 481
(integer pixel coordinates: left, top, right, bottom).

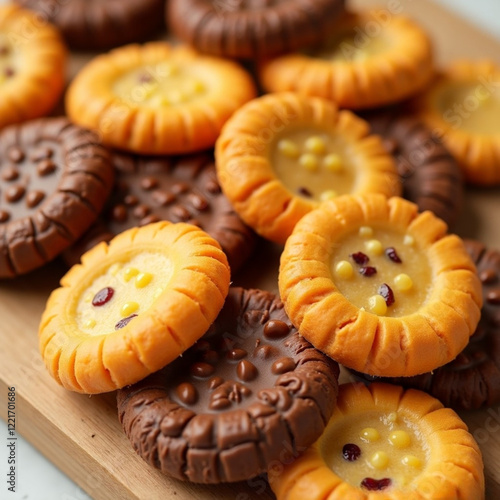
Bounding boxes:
378 283 395 306
92 287 114 307
351 252 369 265
361 478 392 491
342 443 361 461
298 187 313 197
115 314 138 330
359 266 377 277
386 247 402 263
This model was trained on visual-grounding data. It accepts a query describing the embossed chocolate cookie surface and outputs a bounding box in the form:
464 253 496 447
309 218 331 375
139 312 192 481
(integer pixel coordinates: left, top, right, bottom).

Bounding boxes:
353 239 500 410
0 118 114 278
117 287 340 483
65 152 256 273
361 109 463 228
167 0 345 59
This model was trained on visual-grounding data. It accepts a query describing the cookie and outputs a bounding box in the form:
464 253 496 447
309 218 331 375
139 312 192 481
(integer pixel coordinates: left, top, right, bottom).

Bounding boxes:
0 118 114 279
167 0 345 59
354 239 500 410
117 287 340 483
216 93 401 244
0 5 66 129
279 194 482 377
415 60 500 185
39 222 230 394
14 0 165 50
258 10 434 110
64 152 256 274
360 109 464 228
66 42 257 155
270 382 485 499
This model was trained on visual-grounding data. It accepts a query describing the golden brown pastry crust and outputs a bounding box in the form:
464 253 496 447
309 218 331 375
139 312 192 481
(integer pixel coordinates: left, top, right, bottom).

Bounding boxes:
279 194 482 377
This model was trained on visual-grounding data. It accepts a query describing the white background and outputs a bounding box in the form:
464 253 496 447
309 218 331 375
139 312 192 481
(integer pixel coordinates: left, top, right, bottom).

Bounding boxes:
0 0 499 499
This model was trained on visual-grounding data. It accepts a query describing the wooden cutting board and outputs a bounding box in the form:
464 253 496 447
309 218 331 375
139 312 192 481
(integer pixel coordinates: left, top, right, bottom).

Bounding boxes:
1 0 500 498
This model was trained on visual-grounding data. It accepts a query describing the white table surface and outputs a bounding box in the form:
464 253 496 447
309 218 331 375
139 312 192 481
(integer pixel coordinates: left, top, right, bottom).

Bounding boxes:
1 0 499 499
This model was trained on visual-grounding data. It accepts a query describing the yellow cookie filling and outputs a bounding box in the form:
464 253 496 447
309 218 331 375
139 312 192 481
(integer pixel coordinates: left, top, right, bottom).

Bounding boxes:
321 410 428 491
435 82 500 135
113 62 207 107
76 252 173 334
272 129 356 201
331 226 432 317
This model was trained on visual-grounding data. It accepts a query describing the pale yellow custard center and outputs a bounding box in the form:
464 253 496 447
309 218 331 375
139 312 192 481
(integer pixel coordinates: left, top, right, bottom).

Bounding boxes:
321 411 428 492
437 82 500 134
113 63 207 107
271 129 356 201
0 36 19 84
76 252 173 334
331 226 432 317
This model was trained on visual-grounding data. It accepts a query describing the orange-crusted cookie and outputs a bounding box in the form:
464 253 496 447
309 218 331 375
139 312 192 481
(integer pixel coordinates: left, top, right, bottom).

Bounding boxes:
270 382 485 499
279 194 482 377
0 5 66 128
215 93 401 244
415 60 500 185
66 42 257 155
39 222 230 394
258 10 434 110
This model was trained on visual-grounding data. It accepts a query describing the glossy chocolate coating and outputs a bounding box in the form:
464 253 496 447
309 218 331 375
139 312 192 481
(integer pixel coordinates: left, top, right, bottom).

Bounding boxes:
118 288 340 483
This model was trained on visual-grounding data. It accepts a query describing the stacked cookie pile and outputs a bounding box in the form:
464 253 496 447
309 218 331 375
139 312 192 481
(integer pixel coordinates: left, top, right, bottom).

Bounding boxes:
0 0 498 498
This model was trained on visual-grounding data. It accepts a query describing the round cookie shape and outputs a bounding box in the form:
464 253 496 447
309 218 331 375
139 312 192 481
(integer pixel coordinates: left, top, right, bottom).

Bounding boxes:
258 10 434 110
279 194 482 377
0 118 114 278
117 287 340 483
415 60 500 185
215 93 401 244
66 42 257 155
64 152 256 273
360 108 464 228
0 5 66 129
167 0 345 59
14 0 165 51
270 382 485 499
357 239 500 410
39 222 231 394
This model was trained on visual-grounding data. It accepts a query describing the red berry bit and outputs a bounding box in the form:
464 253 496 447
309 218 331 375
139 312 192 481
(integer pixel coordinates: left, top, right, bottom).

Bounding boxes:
361 478 392 491
92 287 114 306
298 186 313 197
351 251 369 265
342 443 361 461
386 247 402 263
359 266 377 277
378 283 395 306
115 314 138 330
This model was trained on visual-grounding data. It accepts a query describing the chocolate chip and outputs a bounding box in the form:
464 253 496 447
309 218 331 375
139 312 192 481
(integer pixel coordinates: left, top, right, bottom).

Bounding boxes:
176 383 198 405
141 176 158 190
140 214 161 226
202 350 219 364
208 376 224 390
205 179 221 194
272 357 295 375
383 138 399 154
37 159 56 176
30 147 53 162
480 269 497 285
264 319 290 339
26 190 45 208
171 205 191 221
237 359 258 381
5 185 25 203
188 193 209 211
188 218 201 227
254 344 278 359
124 194 139 207
171 182 189 194
1 166 19 181
133 204 150 219
7 147 24 163
486 290 500 305
112 204 128 223
0 210 10 223
190 362 215 378
227 348 247 360
152 190 175 206
194 340 211 352
210 398 231 410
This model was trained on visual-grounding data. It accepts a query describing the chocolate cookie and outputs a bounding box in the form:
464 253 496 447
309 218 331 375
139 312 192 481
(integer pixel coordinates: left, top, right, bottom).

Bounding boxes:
352 240 500 410
117 287 340 483
167 0 345 59
64 152 256 273
360 109 463 228
14 0 165 50
0 118 114 279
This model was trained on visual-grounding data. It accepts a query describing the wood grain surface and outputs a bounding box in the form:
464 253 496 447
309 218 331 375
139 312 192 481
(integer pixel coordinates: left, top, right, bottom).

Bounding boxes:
1 0 500 498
